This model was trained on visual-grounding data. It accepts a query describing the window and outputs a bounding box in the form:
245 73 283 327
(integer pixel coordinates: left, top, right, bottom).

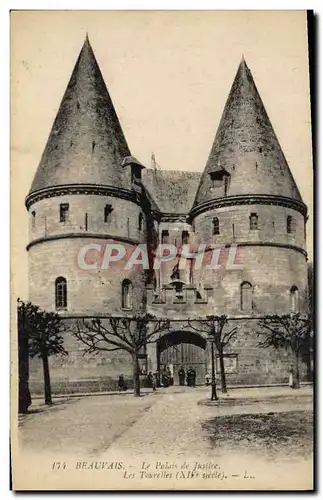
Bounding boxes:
138 213 144 231
241 281 252 311
290 286 299 313
212 217 220 235
210 171 224 189
182 231 189 245
60 203 69 223
104 204 113 223
131 165 142 184
31 210 36 228
122 279 132 309
287 215 293 234
249 213 258 230
55 277 67 309
161 230 169 244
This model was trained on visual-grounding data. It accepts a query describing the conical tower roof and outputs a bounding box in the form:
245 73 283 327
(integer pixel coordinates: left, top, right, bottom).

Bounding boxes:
194 58 302 206
29 36 131 195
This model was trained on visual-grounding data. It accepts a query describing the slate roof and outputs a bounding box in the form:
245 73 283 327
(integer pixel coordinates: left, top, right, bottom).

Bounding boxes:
142 169 201 214
29 36 130 194
194 58 303 206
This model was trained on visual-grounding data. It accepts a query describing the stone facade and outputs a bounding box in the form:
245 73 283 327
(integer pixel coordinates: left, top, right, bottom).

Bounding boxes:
26 37 309 393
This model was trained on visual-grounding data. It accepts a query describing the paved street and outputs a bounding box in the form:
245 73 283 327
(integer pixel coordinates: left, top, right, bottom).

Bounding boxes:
19 385 312 458
17 386 313 490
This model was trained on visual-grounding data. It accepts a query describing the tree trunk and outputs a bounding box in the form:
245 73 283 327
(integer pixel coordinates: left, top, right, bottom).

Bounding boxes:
292 350 300 389
218 349 227 394
42 352 52 405
132 353 141 397
18 326 31 413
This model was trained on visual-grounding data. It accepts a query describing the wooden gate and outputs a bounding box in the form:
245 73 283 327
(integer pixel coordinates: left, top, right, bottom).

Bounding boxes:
158 331 206 385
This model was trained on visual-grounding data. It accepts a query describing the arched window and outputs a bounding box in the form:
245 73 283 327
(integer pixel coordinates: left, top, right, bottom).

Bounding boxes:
55 277 67 309
122 279 132 309
138 213 144 231
212 217 220 235
290 286 299 313
241 281 252 311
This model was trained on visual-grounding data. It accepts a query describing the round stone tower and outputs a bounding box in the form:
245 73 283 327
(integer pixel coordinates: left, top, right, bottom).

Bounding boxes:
189 58 308 383
26 37 148 321
191 57 308 316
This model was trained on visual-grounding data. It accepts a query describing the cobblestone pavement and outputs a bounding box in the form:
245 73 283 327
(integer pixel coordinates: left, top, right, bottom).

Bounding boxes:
17 386 313 490
102 385 313 460
19 386 312 458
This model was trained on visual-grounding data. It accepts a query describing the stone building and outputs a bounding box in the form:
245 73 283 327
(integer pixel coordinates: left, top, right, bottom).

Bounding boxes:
26 37 309 393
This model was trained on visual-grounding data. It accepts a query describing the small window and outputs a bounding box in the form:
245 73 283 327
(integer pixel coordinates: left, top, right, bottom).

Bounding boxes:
182 231 189 245
131 165 142 184
161 230 169 244
249 213 258 230
55 277 67 309
290 286 299 313
213 217 220 235
60 203 69 223
122 279 132 309
241 281 252 311
138 213 144 231
104 204 113 223
31 211 36 228
287 215 293 234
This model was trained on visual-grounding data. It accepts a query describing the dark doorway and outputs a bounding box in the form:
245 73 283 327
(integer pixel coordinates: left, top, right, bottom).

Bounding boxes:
157 331 206 385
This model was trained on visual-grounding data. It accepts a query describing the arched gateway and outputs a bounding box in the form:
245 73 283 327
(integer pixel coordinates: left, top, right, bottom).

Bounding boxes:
157 331 207 385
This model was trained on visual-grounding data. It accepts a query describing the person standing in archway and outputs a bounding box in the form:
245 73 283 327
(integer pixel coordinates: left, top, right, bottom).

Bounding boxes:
191 367 197 387
178 366 185 386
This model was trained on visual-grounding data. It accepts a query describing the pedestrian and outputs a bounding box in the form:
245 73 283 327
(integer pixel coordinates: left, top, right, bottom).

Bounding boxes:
186 367 192 387
178 366 185 386
118 374 127 391
191 367 196 387
205 371 211 386
162 367 169 387
147 371 153 388
166 366 172 386
152 372 157 391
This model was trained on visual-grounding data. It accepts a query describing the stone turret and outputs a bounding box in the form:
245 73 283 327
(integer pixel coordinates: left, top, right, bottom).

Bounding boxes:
191 57 308 317
194 57 303 207
26 36 147 317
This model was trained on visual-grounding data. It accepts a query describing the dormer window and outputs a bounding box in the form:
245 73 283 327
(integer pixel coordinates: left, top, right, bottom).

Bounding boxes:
131 164 142 184
60 203 69 223
210 171 225 189
209 169 229 196
104 204 113 223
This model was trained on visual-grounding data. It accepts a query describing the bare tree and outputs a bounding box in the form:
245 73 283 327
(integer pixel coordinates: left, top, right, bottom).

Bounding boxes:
257 313 312 389
73 314 170 397
18 299 68 406
188 315 237 393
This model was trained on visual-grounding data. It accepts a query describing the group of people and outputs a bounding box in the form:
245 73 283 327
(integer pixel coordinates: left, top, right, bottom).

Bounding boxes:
147 367 173 390
119 366 211 392
178 366 197 387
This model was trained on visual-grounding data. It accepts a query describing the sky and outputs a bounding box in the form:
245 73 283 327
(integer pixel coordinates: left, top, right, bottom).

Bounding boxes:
11 10 313 300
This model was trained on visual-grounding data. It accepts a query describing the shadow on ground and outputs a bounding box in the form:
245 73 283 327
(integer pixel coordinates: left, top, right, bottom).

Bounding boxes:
202 410 313 459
